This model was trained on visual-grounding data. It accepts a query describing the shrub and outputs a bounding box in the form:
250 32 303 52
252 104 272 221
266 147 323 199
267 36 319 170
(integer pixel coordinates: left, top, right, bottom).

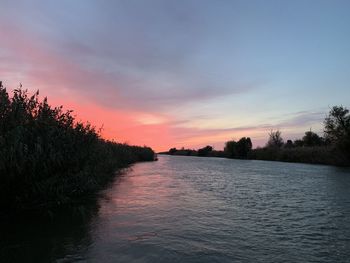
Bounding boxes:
0 82 154 211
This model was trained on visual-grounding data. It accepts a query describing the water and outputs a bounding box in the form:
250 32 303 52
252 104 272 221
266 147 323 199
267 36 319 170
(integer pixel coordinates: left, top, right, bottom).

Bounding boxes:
1 155 350 262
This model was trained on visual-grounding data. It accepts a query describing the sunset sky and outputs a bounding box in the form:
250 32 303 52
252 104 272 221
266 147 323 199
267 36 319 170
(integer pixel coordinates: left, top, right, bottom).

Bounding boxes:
1 0 350 151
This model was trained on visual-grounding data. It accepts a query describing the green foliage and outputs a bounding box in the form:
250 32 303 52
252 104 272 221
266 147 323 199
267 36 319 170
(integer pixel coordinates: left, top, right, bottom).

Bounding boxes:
0 82 154 211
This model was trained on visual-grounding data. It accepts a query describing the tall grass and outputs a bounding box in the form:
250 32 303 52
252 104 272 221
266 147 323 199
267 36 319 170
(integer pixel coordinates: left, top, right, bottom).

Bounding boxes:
0 82 154 211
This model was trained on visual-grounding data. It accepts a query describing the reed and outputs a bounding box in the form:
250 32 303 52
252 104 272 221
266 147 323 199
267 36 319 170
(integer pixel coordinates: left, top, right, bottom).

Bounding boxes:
0 82 154 211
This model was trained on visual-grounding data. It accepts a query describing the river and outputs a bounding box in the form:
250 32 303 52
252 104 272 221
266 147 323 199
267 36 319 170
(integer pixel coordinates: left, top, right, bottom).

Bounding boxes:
1 155 350 262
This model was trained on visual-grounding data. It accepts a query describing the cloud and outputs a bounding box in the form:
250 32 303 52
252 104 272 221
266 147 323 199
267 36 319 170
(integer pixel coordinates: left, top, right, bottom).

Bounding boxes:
0 1 337 151
0 1 260 113
158 110 326 150
278 110 325 128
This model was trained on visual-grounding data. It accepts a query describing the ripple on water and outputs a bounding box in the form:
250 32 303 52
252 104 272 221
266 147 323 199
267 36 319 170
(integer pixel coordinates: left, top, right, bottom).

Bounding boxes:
1 155 350 262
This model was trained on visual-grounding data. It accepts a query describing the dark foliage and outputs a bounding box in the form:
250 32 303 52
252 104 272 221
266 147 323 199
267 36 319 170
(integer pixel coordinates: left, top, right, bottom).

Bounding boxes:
162 146 226 158
324 106 350 160
249 145 347 166
198 145 213 156
165 147 198 156
0 82 154 211
224 137 252 159
285 140 294 148
162 106 350 166
266 130 284 148
168 148 177 154
249 106 350 166
302 131 324 147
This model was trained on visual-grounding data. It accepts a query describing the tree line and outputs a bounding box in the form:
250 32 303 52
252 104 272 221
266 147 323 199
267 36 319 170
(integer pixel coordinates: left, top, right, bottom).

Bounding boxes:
162 106 350 166
0 82 155 212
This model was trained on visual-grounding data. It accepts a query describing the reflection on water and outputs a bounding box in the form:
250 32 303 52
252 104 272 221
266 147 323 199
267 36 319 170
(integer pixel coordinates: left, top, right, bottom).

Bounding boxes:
0 201 99 263
1 156 350 262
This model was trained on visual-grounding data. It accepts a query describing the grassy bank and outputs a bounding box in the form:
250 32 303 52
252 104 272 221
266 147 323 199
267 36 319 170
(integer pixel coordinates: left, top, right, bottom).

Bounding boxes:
0 82 155 212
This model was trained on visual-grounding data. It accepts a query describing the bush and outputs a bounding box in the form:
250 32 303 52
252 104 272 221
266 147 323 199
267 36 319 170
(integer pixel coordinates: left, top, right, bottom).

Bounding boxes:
224 137 252 159
249 146 347 166
0 82 154 211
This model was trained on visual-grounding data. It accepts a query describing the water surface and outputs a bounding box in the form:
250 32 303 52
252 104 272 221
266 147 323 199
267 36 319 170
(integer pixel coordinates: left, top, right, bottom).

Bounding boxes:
1 156 350 262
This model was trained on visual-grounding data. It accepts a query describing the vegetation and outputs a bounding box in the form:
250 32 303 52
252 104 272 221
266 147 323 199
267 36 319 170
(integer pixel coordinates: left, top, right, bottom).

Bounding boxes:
0 82 155 212
266 130 284 148
162 106 350 166
324 106 350 160
224 137 252 159
249 145 343 165
162 146 226 158
198 145 213 156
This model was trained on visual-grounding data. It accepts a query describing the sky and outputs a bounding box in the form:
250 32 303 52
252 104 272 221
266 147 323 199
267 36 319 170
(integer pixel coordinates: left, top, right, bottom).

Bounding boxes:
1 0 350 151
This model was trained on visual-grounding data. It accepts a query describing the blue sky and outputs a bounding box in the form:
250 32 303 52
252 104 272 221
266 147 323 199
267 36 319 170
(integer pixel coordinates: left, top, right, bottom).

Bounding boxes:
1 0 350 150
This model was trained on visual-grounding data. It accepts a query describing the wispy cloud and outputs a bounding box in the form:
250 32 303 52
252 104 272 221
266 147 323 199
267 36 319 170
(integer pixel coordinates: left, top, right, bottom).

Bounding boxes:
1 0 349 151
0 27 259 113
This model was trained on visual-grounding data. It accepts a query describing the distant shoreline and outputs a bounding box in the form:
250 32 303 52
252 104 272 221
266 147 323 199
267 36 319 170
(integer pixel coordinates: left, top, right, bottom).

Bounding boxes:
159 106 350 167
158 144 349 167
158 152 348 167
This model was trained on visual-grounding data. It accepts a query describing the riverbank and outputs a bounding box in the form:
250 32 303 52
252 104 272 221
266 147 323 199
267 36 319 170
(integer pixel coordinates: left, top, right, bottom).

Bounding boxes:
0 84 155 213
160 105 350 167
248 145 349 166
159 145 349 167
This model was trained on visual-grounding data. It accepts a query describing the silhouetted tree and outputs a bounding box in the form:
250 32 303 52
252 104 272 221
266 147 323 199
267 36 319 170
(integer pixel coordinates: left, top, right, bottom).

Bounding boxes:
266 130 284 148
224 140 237 158
324 106 350 142
169 148 177 155
236 137 252 158
224 137 252 159
324 106 350 158
302 130 323 146
294 139 304 147
285 140 294 148
198 145 213 156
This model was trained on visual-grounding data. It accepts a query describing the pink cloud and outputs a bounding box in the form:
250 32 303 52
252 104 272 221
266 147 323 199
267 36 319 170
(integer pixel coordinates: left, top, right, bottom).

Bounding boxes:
0 22 325 152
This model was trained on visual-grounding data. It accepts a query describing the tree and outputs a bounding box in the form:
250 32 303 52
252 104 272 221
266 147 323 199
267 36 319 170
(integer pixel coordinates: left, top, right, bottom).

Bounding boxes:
169 148 177 155
294 139 304 147
324 106 350 158
266 130 284 148
302 130 323 147
224 137 252 159
324 106 350 142
285 139 294 148
198 145 213 156
236 137 252 158
224 140 237 158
